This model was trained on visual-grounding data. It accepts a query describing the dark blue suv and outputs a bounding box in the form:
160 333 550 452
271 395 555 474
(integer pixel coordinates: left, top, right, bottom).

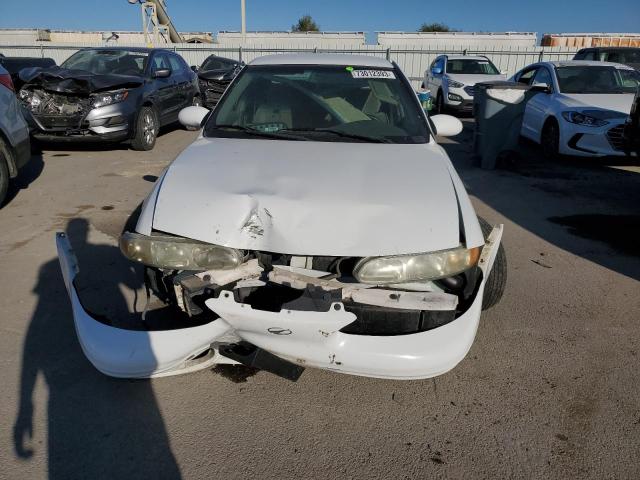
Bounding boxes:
19 47 199 150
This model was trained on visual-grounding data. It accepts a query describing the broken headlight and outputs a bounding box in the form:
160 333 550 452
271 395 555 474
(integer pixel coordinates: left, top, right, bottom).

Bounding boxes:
353 246 481 285
92 90 129 109
119 232 243 271
19 89 42 107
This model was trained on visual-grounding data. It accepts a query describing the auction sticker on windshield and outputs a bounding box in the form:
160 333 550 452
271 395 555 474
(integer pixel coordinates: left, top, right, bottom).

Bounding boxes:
351 70 396 79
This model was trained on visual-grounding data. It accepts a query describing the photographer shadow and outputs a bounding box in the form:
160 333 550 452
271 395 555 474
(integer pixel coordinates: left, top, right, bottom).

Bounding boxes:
13 218 182 479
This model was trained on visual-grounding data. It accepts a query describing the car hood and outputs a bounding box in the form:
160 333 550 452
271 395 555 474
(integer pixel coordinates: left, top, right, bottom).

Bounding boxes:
198 69 235 81
556 93 635 115
19 66 143 95
151 138 461 257
447 73 506 86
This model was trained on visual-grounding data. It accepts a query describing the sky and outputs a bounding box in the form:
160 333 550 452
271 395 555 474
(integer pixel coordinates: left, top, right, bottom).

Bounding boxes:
1 0 639 38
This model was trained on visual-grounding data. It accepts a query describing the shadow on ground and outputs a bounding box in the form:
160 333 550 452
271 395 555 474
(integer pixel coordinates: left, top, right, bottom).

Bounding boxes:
13 218 182 479
3 152 44 207
441 120 640 281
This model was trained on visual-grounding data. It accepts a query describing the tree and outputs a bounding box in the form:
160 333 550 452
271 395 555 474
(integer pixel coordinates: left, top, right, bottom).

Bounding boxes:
292 15 320 32
418 22 453 32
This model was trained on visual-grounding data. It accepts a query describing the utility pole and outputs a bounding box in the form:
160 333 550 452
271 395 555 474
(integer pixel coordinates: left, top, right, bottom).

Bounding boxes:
240 0 247 41
241 0 246 38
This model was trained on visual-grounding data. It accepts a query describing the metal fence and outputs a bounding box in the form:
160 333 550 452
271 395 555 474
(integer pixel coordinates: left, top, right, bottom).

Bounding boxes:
0 43 580 87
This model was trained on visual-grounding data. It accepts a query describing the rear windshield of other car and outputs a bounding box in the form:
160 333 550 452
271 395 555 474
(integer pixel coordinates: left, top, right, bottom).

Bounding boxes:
201 57 237 71
205 65 430 144
446 59 500 75
62 49 148 76
599 50 640 64
556 66 640 94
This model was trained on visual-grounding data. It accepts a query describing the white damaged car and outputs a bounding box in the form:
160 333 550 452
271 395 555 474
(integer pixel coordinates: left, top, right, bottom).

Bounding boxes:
57 54 506 381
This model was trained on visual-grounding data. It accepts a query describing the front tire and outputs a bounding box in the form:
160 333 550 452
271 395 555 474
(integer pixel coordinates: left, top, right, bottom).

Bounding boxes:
435 90 445 114
131 106 158 151
478 217 507 310
541 118 561 160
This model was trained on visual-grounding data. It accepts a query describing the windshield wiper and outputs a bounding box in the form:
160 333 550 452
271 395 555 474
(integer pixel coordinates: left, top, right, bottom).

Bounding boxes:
282 127 393 143
211 124 308 141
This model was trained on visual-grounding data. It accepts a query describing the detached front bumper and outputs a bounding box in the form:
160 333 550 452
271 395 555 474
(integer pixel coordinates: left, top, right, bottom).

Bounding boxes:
56 226 503 380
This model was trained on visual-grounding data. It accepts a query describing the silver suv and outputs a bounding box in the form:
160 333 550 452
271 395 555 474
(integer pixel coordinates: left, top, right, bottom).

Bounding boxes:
423 55 505 114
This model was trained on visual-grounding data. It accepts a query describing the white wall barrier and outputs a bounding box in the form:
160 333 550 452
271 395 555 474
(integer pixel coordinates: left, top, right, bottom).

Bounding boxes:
0 43 579 87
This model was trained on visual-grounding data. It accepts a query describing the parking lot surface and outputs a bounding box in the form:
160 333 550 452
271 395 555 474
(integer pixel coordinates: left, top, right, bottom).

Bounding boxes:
1 121 639 479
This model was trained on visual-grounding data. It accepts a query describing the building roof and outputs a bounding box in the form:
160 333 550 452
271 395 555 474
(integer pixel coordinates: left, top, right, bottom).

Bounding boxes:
249 54 392 68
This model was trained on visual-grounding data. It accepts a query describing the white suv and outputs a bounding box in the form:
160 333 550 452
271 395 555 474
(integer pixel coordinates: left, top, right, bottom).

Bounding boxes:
424 55 505 114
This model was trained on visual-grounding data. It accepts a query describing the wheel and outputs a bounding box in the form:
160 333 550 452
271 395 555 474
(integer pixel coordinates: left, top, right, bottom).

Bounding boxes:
185 96 202 131
0 139 10 207
131 106 158 151
435 91 445 114
478 216 507 310
541 118 560 160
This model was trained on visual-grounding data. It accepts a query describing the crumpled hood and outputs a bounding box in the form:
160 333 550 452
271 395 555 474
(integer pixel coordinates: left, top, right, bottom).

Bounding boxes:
556 93 635 115
19 66 143 95
447 73 506 86
198 68 235 81
151 138 461 257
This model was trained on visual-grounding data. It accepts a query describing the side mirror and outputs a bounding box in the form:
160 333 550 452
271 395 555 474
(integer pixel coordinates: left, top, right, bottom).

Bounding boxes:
153 68 171 78
431 67 443 75
178 106 209 129
190 65 199 72
531 82 552 94
431 114 463 137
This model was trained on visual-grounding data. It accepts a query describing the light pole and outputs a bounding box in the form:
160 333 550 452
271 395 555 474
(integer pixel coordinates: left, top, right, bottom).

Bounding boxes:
241 0 246 36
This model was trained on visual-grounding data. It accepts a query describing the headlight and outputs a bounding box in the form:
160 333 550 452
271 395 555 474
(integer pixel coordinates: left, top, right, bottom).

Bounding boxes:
353 246 481 284
92 90 129 108
447 78 465 89
561 111 608 127
119 232 244 271
19 89 41 107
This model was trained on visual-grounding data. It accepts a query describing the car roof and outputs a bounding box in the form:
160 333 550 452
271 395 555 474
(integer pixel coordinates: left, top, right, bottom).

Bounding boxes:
78 46 164 54
249 54 393 68
442 55 490 61
579 47 640 51
547 60 635 69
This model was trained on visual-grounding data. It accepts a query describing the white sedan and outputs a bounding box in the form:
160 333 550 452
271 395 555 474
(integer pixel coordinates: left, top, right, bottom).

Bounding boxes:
57 54 506 381
511 60 640 157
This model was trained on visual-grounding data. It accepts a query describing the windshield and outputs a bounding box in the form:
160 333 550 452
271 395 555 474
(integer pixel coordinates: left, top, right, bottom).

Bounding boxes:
204 65 430 144
446 59 500 75
556 66 640 94
62 49 148 76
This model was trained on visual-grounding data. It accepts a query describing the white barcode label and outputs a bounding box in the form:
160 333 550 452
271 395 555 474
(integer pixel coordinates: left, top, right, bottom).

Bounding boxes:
351 70 396 79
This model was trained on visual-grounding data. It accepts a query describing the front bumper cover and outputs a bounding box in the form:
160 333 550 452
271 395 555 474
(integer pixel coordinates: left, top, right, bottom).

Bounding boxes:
56 225 503 380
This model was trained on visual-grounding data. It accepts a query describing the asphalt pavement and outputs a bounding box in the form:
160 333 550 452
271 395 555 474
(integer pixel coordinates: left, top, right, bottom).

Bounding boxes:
1 121 639 479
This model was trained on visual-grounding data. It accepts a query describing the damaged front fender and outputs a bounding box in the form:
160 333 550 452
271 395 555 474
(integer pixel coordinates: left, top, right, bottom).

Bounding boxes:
56 232 233 378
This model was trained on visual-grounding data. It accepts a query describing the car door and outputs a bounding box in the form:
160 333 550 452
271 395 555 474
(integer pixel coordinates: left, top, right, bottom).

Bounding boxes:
525 66 555 142
426 57 445 94
168 53 192 111
514 66 540 140
149 51 177 124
